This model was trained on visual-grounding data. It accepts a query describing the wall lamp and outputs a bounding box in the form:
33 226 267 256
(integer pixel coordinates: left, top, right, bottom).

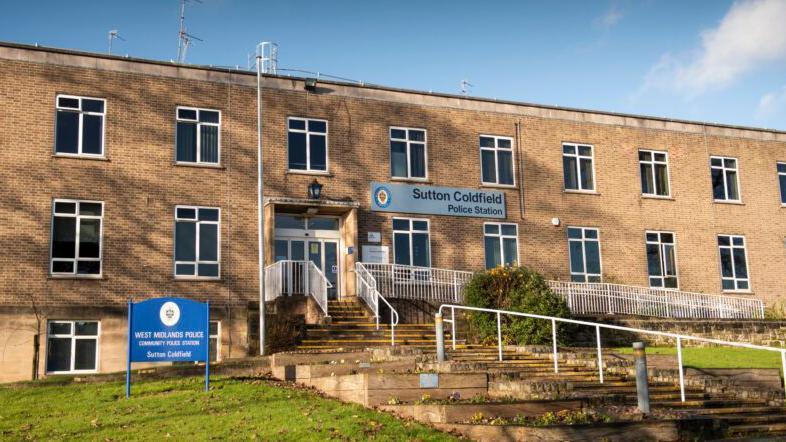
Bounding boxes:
308 179 323 199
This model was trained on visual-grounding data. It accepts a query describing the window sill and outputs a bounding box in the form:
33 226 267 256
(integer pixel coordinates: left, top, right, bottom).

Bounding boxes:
480 183 517 190
48 275 103 280
52 154 109 162
173 162 225 170
641 194 674 201
46 370 98 375
174 277 223 282
722 290 753 294
713 200 744 206
563 189 600 196
286 170 334 177
390 177 432 184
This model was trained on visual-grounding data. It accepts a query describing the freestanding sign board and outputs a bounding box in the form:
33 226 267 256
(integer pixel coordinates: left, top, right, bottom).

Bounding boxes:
126 297 209 398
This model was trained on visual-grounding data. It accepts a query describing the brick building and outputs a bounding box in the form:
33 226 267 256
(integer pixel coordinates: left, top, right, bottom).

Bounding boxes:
1 42 785 382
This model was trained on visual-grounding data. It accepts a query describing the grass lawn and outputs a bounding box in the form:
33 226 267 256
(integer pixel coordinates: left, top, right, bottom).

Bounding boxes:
0 376 459 441
610 346 782 369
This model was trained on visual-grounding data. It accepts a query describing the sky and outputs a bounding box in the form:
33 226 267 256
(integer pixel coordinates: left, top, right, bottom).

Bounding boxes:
2 0 786 130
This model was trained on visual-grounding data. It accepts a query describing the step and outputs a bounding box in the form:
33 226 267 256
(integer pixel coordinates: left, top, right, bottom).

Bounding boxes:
728 422 786 435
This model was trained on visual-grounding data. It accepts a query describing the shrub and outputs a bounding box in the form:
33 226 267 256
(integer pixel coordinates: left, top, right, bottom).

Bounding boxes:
463 266 573 345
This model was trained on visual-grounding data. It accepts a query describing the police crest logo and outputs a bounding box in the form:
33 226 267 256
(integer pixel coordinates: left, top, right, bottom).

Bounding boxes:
159 301 181 327
374 186 392 208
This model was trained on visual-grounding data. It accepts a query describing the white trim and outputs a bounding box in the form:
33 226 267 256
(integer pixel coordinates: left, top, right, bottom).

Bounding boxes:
54 94 106 158
390 126 428 180
45 320 101 375
562 142 596 192
717 234 751 293
710 155 742 203
777 162 786 205
479 134 516 186
639 149 672 198
286 117 329 173
392 217 431 268
566 226 603 282
483 222 519 268
209 320 221 362
49 199 104 278
175 106 221 165
173 205 221 280
644 230 679 290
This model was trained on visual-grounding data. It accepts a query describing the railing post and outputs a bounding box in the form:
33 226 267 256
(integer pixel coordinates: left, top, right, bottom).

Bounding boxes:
551 318 559 374
596 325 604 384
497 312 503 362
781 351 786 400
390 309 396 346
676 337 685 402
435 312 445 363
451 306 456 350
633 342 650 414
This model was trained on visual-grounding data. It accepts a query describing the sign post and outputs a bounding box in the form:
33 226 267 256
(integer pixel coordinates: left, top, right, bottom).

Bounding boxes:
126 297 210 398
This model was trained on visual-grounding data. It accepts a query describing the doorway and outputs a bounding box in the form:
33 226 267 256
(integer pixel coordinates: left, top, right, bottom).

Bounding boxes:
274 214 340 299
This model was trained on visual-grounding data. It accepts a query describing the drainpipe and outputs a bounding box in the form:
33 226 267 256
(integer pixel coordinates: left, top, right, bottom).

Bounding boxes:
256 43 267 356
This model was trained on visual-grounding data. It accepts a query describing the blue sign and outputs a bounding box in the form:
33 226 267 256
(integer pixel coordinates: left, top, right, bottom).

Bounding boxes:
126 297 209 397
370 182 506 219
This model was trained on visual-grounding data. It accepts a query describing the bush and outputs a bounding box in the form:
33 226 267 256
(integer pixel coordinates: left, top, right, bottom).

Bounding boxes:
464 266 573 345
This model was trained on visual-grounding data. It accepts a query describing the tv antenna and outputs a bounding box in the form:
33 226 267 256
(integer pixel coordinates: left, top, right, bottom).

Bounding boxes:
176 0 203 63
107 30 125 55
460 79 474 95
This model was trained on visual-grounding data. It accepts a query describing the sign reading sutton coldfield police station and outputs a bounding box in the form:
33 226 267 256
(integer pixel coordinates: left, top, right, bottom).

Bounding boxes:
370 182 506 218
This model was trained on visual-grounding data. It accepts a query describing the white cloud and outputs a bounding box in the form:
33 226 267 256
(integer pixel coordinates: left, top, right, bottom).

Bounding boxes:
756 85 786 121
639 0 786 98
594 6 624 29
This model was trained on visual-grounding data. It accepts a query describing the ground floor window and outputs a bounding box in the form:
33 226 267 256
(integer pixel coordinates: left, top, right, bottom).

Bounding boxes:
174 206 220 279
46 320 99 374
209 321 220 362
393 218 430 267
646 231 678 289
718 234 749 291
484 223 518 269
567 227 602 282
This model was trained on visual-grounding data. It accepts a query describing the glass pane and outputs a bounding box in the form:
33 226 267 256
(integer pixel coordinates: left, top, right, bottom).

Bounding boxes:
585 241 601 274
712 168 725 199
412 220 428 231
579 158 594 190
200 125 219 163
82 99 104 113
79 202 102 216
497 151 514 185
567 228 582 239
275 215 305 229
46 338 72 372
55 202 77 214
308 241 322 269
324 241 338 299
497 138 512 149
484 236 501 269
408 130 425 142
52 217 76 259
571 274 586 282
290 241 305 261
732 236 744 246
501 224 517 236
390 128 406 139
664 277 678 289
732 248 748 278
199 110 219 123
175 263 195 275
779 175 786 204
725 170 739 200
55 111 79 154
209 322 219 335
198 208 219 221
646 232 658 242
78 219 101 258
563 156 578 189
650 277 662 287
289 119 305 130
198 263 219 277
199 224 218 261
778 163 786 174
52 261 74 273
309 134 327 170
711 157 722 167
209 337 219 362
175 222 196 261
639 151 651 161
737 280 749 290
57 97 79 108
724 158 736 169
82 114 103 155
646 243 662 277
719 248 733 277
718 236 730 246
654 153 666 162
393 233 410 265
412 233 430 267
663 245 677 276
587 275 602 283
480 136 495 148
484 224 499 235
308 120 327 132
584 229 598 239
308 218 338 230
74 340 97 370
274 240 289 261
563 144 575 155
76 260 100 275
75 321 98 336
481 150 496 183
640 163 653 194
722 279 734 290
176 122 197 162
661 233 674 243
390 141 407 177
178 108 197 120
392 219 409 231
578 145 592 156
502 237 518 266
177 208 196 219
409 143 426 178
288 132 307 170
569 241 584 273
49 322 71 335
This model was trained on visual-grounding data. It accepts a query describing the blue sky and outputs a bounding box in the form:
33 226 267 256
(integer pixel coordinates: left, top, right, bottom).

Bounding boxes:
2 0 786 129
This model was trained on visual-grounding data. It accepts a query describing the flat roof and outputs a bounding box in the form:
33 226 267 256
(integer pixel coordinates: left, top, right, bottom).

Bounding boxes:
1 40 785 137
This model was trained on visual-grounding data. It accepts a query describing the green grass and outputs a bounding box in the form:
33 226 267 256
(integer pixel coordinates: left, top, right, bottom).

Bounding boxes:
0 376 458 441
610 346 782 369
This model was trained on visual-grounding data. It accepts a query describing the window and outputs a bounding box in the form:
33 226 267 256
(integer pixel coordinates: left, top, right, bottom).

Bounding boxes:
288 117 328 172
176 107 220 164
639 150 670 197
710 156 740 202
46 320 99 374
393 218 430 267
778 163 786 205
55 95 106 156
50 200 103 277
567 227 602 282
209 321 220 362
174 206 220 278
390 127 427 179
645 231 678 289
484 223 518 269
717 234 749 291
480 136 514 186
563 143 595 191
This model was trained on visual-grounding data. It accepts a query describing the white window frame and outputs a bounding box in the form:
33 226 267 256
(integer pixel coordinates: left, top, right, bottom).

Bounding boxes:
562 142 596 192
710 156 741 203
777 162 786 206
639 149 671 198
392 217 431 268
175 106 221 165
54 94 107 157
174 205 221 280
45 320 100 375
390 127 429 180
717 234 751 292
567 226 603 282
479 135 516 187
209 320 221 362
645 230 679 289
49 199 104 278
483 222 519 268
287 117 329 173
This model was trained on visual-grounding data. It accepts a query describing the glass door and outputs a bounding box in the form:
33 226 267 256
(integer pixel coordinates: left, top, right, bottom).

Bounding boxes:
324 241 338 299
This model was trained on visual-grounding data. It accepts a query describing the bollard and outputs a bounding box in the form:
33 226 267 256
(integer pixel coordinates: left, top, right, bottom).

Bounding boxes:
633 342 650 414
435 313 445 363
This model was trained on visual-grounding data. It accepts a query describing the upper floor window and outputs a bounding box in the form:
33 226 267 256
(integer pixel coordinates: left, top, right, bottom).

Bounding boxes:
717 234 749 291
480 136 514 186
288 117 328 172
646 231 678 289
50 200 103 277
390 127 427 179
46 320 99 374
176 107 220 164
567 227 601 282
393 218 430 267
484 223 518 269
710 156 740 202
55 95 105 157
563 143 595 191
639 150 670 197
175 206 220 279
777 163 786 205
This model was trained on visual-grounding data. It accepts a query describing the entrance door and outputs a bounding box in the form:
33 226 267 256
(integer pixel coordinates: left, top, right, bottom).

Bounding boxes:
274 215 341 299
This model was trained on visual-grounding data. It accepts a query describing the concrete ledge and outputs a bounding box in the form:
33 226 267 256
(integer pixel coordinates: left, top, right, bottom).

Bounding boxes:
380 400 585 424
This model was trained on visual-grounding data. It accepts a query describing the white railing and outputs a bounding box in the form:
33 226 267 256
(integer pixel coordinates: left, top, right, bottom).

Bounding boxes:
359 262 473 304
264 260 330 316
437 304 786 402
356 262 399 345
548 281 765 319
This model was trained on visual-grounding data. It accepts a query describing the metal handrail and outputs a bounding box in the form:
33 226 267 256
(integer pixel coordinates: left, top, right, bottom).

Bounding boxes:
356 262 399 345
437 304 786 402
264 260 330 316
359 262 473 303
